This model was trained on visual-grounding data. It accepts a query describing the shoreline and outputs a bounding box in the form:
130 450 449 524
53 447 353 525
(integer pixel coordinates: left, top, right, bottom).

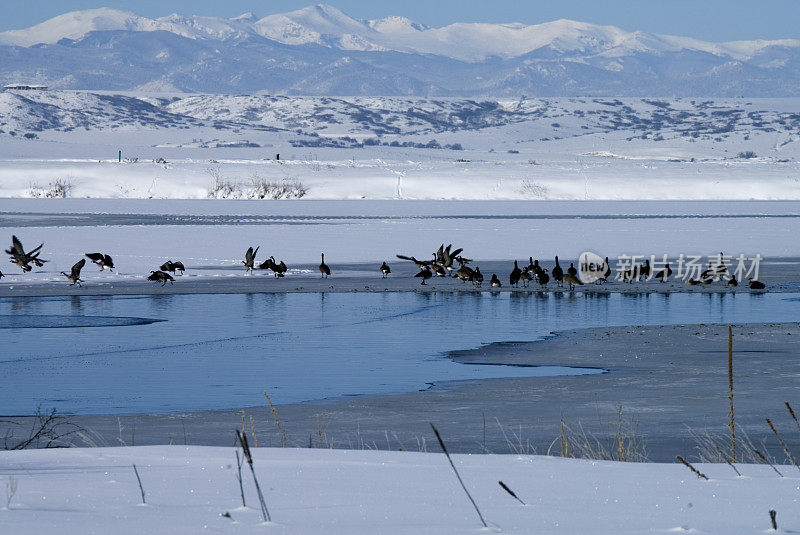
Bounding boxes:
6 321 800 462
0 257 794 298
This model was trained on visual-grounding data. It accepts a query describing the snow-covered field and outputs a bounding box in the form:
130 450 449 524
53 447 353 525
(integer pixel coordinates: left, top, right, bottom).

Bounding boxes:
1 446 796 534
1 92 799 200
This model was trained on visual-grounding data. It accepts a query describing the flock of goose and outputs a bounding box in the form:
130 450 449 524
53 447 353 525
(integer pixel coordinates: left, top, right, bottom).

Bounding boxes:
3 236 767 291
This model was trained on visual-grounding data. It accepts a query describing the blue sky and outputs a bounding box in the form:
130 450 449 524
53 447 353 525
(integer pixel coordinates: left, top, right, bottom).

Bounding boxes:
2 1 798 41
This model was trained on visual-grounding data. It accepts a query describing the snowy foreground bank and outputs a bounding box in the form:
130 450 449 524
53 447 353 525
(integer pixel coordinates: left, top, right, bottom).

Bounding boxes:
0 446 794 534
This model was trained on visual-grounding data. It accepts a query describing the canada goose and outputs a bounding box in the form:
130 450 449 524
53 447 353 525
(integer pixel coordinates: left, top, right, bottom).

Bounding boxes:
716 252 728 277
563 272 583 291
567 262 578 278
6 235 46 272
639 259 651 281
86 252 114 271
748 278 766 290
456 265 474 283
472 267 484 287
654 263 672 283
61 258 85 286
0 271 3 279
396 254 429 269
520 269 533 288
600 257 612 283
243 246 259 273
685 278 700 286
621 268 635 284
431 262 447 277
526 257 536 273
270 256 288 277
509 260 522 287
380 261 391 278
552 257 564 286
490 274 501 287
728 276 738 287
415 266 432 285
148 270 175 286
319 253 331 278
537 268 550 287
700 261 715 281
160 260 185 274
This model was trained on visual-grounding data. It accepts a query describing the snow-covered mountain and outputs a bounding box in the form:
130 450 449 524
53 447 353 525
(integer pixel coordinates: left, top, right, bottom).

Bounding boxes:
1 5 799 96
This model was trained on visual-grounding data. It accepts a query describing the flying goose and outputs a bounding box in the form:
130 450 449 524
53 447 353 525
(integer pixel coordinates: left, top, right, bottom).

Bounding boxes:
61 258 85 286
563 272 583 291
86 252 114 271
396 254 429 269
509 260 522 287
415 265 432 285
748 278 766 290
6 235 46 272
319 253 331 278
160 260 185 274
148 270 175 286
243 246 259 273
552 257 564 286
380 261 391 278
490 274 501 287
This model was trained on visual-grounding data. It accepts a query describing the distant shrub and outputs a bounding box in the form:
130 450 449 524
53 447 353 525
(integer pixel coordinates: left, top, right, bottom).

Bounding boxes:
520 179 549 199
29 178 73 198
23 133 37 140
249 177 306 200
507 149 519 154
738 151 757 159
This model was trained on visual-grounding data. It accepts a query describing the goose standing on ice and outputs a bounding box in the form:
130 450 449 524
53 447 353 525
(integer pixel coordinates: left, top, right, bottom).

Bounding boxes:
415 266 432 285
319 253 331 278
567 263 578 278
380 262 391 278
748 278 765 290
520 269 533 288
728 276 738 288
270 256 288 277
86 253 114 271
654 263 672 283
490 274 501 287
148 270 175 286
563 272 583 291
600 257 612 283
243 246 259 273
552 257 564 287
472 267 484 287
537 268 550 287
61 258 85 286
509 261 522 287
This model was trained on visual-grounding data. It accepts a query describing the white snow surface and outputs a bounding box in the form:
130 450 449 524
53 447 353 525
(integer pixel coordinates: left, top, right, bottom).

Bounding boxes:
1 93 799 201
0 445 795 534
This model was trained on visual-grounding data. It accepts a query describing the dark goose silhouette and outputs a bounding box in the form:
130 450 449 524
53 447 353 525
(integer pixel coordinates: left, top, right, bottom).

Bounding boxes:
148 270 175 286
509 261 522 287
86 252 114 271
319 253 331 278
61 258 85 286
552 256 564 286
380 261 391 278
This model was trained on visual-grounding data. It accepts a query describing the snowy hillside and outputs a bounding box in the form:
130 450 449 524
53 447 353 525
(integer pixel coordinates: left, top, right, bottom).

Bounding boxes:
0 91 798 200
0 5 799 95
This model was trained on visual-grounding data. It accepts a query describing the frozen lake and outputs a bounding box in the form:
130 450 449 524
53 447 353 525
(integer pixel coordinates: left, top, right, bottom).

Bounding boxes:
1 291 798 415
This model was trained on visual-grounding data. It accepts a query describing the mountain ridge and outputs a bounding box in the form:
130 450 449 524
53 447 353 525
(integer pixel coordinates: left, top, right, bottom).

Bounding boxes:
0 5 799 96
